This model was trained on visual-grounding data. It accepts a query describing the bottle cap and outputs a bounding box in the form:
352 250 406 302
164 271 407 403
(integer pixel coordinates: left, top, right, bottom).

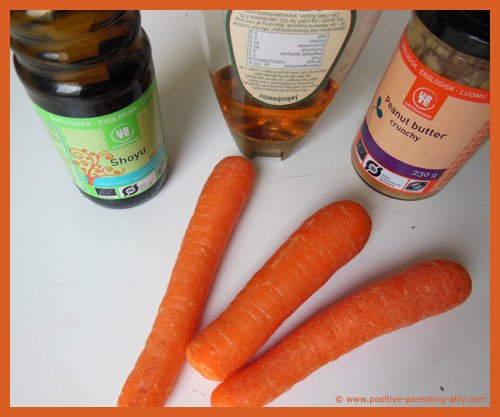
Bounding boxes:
416 10 489 61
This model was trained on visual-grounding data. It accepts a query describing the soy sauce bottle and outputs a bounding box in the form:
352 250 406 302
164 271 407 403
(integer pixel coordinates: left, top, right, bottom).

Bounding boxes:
10 11 168 208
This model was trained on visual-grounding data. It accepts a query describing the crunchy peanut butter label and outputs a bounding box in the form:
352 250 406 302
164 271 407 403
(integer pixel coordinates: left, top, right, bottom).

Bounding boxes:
354 33 489 196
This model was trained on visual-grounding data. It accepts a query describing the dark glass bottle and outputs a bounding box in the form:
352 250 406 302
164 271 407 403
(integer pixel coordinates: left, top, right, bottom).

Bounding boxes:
11 10 168 208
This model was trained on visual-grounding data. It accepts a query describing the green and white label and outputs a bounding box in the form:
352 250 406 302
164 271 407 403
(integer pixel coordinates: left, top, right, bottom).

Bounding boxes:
34 80 168 200
226 10 356 107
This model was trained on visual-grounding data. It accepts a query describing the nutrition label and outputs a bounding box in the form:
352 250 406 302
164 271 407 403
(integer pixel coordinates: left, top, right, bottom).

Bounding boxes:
247 30 328 69
227 10 355 107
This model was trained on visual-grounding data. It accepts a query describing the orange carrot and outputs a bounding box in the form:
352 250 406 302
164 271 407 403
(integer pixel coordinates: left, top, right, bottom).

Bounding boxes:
186 200 372 381
117 156 255 407
211 260 472 407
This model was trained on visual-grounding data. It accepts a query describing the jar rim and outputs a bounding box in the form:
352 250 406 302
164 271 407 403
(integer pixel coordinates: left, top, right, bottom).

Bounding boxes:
415 10 490 61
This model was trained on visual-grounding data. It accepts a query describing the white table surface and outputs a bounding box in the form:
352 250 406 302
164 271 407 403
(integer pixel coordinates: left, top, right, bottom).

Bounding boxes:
10 10 490 407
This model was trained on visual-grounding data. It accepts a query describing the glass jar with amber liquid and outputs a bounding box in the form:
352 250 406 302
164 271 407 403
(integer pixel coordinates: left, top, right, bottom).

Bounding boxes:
11 10 168 208
198 10 381 159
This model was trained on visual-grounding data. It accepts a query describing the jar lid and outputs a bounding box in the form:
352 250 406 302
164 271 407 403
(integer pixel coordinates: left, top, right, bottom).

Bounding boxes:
416 10 490 61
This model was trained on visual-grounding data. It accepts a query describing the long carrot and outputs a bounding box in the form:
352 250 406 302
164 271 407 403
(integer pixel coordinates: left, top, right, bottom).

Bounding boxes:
211 259 472 407
186 200 372 381
117 156 255 407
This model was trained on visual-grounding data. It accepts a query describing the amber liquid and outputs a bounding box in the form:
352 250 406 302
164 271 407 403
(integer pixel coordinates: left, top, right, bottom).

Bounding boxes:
210 65 339 159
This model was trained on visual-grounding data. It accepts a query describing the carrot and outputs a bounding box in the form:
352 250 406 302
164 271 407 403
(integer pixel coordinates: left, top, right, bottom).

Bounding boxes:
117 156 255 407
211 259 472 407
186 200 372 381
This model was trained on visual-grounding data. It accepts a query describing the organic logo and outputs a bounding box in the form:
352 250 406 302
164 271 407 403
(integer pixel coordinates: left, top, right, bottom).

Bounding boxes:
412 87 437 111
405 181 428 192
111 124 135 143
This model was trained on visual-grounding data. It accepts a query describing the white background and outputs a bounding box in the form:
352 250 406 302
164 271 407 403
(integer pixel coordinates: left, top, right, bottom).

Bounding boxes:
10 10 489 407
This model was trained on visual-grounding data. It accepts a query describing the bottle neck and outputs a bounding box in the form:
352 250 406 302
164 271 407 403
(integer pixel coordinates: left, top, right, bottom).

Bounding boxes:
11 10 153 117
10 11 141 69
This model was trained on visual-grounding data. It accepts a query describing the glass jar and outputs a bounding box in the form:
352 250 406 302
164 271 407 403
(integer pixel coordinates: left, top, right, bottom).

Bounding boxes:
352 11 489 200
199 10 381 159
